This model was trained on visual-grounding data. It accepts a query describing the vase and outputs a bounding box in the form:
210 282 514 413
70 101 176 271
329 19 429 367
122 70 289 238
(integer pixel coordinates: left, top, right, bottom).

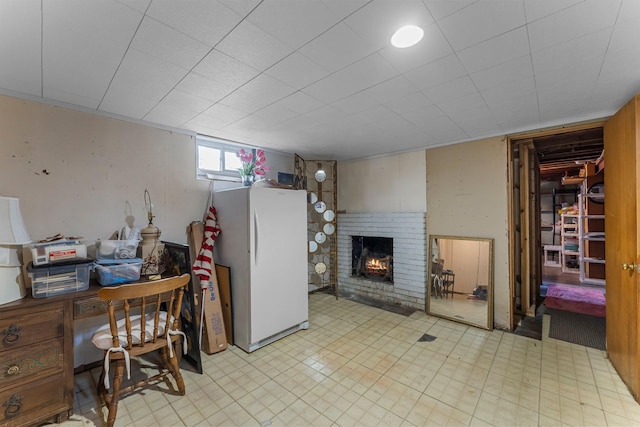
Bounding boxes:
241 174 254 187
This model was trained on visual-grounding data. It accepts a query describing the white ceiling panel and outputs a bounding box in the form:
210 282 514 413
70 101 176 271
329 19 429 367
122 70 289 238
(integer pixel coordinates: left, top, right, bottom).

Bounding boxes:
130 17 211 69
264 52 329 90
273 91 325 115
42 1 142 108
423 76 477 105
1 0 639 161
384 92 433 115
527 0 621 52
404 54 467 91
99 49 189 118
298 23 379 73
146 0 242 47
247 1 341 50
215 20 293 71
303 54 397 104
144 89 213 128
457 27 530 74
219 73 296 114
0 0 41 96
438 1 526 50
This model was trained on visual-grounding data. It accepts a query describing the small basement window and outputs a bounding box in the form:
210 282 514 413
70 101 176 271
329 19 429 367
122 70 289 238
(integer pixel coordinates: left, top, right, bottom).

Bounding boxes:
196 134 246 181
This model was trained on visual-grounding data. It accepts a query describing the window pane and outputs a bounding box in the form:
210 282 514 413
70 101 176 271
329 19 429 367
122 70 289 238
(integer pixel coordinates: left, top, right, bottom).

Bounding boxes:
198 146 221 171
224 151 242 171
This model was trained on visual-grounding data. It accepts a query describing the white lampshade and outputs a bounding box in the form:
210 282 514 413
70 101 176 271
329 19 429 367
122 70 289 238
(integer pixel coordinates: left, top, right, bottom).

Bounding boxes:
0 196 31 305
0 197 31 245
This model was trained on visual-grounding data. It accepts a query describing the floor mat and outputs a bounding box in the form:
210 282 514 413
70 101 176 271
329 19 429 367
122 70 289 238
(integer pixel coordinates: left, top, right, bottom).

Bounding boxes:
548 308 606 350
544 284 606 317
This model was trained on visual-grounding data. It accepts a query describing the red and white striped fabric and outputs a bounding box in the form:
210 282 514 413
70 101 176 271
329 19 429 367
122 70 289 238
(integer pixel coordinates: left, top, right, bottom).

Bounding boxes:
192 206 221 289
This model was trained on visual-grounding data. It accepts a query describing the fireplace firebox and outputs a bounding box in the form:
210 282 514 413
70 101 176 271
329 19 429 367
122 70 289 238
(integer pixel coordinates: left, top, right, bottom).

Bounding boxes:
351 236 393 282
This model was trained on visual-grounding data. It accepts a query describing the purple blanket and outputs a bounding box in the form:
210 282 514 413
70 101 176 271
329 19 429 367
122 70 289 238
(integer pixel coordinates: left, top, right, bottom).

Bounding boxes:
544 284 606 317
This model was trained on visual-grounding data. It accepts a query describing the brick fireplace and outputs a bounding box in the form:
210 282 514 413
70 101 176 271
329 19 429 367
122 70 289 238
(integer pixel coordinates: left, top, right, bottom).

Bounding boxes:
337 212 427 310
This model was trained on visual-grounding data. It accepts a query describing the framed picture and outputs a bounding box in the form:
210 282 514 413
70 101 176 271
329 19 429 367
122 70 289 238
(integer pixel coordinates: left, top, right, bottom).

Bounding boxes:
162 241 203 374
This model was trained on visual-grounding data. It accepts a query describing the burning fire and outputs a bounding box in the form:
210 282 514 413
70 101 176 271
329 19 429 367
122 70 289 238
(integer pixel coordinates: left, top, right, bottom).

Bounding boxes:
367 258 387 272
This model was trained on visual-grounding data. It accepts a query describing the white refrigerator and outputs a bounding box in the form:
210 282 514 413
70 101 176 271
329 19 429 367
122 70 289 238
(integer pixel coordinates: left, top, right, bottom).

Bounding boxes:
213 186 309 352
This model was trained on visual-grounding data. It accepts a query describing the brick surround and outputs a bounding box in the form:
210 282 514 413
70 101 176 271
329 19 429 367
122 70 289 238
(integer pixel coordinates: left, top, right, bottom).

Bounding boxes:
337 212 427 310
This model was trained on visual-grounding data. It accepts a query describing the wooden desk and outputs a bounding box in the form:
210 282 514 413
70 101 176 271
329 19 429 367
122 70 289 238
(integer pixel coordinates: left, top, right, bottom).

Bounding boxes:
0 280 172 426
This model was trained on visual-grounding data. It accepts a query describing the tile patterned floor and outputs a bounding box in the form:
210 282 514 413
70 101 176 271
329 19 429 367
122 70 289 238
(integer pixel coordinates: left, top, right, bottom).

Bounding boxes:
52 293 640 426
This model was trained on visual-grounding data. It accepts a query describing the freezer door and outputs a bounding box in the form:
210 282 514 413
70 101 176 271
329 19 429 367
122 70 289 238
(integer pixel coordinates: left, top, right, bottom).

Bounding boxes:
249 188 308 343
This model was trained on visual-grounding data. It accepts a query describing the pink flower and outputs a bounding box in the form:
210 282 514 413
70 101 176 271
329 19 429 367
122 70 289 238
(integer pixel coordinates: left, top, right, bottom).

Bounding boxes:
237 148 268 179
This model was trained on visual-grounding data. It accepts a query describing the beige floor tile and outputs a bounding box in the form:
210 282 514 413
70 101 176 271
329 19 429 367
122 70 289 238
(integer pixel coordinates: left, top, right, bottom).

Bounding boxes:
54 293 640 427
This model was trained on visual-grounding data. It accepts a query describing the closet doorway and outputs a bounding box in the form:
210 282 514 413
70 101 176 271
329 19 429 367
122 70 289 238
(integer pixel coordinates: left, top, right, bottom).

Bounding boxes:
508 123 605 331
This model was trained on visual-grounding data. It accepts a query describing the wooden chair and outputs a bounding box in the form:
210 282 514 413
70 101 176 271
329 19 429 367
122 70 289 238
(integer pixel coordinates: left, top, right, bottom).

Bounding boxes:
91 273 191 427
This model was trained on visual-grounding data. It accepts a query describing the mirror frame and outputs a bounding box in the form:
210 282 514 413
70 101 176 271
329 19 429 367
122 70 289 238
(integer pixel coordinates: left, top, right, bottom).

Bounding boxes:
426 235 494 330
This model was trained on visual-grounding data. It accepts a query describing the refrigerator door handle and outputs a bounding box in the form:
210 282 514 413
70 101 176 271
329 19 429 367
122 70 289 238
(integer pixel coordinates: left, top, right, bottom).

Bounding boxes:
253 210 259 266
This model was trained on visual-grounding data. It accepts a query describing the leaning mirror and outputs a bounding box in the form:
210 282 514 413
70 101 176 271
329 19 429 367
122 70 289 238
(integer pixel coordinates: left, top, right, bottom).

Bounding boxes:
427 235 494 330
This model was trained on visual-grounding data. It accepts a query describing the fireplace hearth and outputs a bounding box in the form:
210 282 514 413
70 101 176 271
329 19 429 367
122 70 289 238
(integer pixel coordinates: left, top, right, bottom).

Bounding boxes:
352 236 393 282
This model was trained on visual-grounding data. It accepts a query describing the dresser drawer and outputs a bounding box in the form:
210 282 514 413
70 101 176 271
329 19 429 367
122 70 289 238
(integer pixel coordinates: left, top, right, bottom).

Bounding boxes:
0 373 66 427
0 338 64 389
0 307 64 353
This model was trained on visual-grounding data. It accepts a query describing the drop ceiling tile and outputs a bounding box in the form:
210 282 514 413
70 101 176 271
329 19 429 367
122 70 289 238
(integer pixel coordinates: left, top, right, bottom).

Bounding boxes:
218 0 260 17
273 91 325 114
470 56 534 92
344 0 434 50
332 92 379 115
298 22 379 73
247 1 341 49
423 0 475 21
303 104 345 124
175 72 234 103
423 76 477 105
438 1 525 50
303 54 397 104
351 105 396 124
384 91 432 115
219 73 295 114
146 0 242 47
491 96 541 130
99 49 189 118
321 0 368 19
437 92 486 117
252 102 299 124
192 49 260 89
523 0 584 22
531 29 609 76
363 75 418 104
265 52 329 90
527 0 620 52
379 22 453 73
481 77 537 110
0 0 42 96
42 1 142 108
402 104 448 126
216 20 293 71
453 108 502 137
130 17 210 69
186 103 248 130
404 54 467 91
457 27 530 74
144 89 213 128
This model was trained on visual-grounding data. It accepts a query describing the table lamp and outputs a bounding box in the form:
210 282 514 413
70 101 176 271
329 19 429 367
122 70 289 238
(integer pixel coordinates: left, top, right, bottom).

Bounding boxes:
0 196 32 305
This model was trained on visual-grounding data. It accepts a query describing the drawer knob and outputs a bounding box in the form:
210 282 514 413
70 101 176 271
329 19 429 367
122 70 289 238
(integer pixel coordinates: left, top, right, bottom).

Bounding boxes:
3 394 23 418
2 324 21 345
7 365 20 375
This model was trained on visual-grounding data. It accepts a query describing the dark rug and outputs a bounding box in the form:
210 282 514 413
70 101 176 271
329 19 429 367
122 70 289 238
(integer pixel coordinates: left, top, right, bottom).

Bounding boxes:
547 308 606 350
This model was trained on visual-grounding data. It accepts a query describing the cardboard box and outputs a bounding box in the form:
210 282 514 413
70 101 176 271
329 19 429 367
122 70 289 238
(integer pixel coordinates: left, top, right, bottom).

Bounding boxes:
188 221 227 354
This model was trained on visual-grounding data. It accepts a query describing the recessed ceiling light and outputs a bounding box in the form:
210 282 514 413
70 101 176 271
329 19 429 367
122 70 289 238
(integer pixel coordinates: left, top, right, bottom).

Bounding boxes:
391 25 424 48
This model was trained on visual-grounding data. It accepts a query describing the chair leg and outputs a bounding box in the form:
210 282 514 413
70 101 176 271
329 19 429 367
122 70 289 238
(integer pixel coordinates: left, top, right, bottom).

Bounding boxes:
163 344 185 395
105 360 125 427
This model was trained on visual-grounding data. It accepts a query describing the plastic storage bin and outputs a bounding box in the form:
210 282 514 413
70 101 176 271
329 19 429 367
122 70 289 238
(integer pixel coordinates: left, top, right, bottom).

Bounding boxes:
28 259 93 298
95 239 139 260
95 258 143 286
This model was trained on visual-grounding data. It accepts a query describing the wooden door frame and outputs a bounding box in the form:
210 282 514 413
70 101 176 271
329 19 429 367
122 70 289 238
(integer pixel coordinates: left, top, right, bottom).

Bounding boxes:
507 121 606 330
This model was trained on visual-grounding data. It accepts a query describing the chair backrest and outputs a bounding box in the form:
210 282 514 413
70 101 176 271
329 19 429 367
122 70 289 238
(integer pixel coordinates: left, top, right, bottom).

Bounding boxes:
432 258 445 277
97 273 190 351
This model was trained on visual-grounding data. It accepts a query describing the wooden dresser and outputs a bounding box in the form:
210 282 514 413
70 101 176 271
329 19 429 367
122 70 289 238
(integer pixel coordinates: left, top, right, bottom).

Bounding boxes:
0 295 74 426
